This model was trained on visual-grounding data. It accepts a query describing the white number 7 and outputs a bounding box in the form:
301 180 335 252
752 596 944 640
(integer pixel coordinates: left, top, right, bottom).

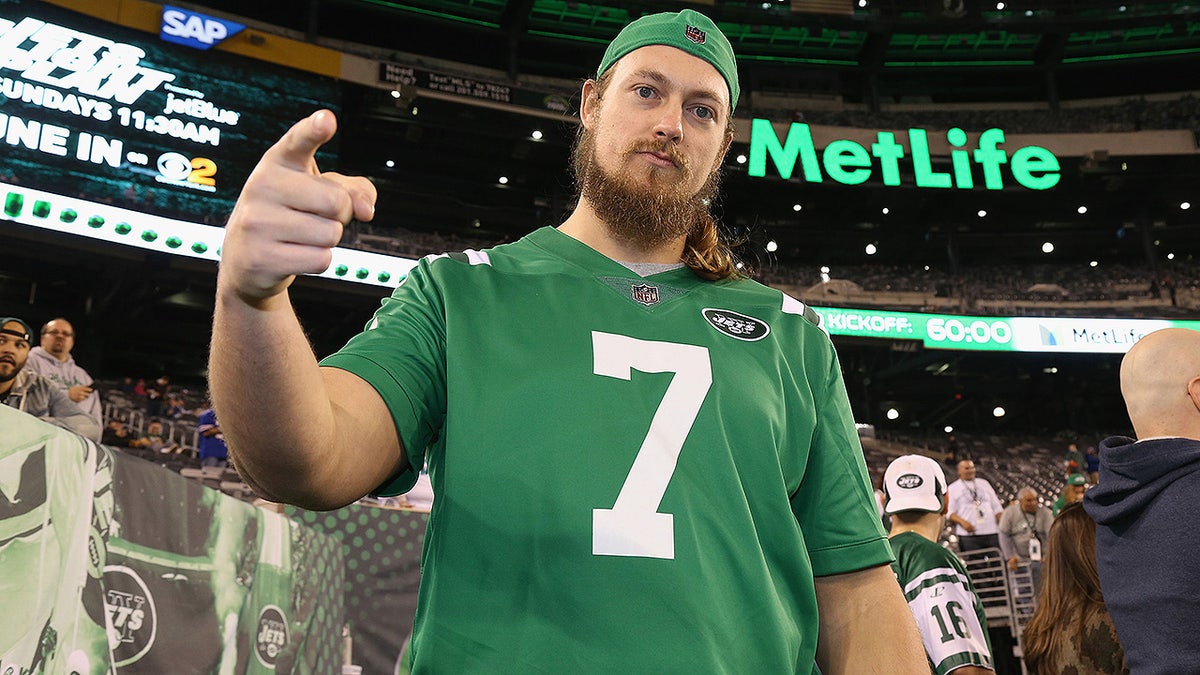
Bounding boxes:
591 331 712 560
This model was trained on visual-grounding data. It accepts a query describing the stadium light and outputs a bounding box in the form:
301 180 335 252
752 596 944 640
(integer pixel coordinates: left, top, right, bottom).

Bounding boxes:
993 406 1006 417
531 130 543 140
881 207 890 215
766 240 778 252
977 210 987 218
865 243 878 255
1042 242 1055 254
736 154 747 164
886 408 900 420
1077 205 1088 214
1181 201 1192 210
944 426 954 433
498 176 508 184
792 203 802 212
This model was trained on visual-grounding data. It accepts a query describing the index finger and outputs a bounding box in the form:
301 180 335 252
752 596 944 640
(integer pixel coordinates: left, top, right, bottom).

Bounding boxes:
267 109 338 172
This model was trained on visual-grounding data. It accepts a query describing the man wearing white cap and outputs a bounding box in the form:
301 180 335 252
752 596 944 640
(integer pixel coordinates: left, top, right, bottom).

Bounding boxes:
886 454 995 675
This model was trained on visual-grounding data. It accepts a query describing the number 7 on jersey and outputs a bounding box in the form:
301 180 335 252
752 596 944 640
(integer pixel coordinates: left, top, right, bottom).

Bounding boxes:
591 331 713 560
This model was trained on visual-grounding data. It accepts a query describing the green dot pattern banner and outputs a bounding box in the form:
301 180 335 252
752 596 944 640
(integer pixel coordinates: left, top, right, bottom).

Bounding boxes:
289 504 429 675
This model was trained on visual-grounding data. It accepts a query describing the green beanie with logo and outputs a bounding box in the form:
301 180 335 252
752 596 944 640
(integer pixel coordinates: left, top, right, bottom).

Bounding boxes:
597 9 740 112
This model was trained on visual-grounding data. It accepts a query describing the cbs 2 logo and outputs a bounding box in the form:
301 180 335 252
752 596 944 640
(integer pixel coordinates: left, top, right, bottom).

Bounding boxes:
157 152 217 186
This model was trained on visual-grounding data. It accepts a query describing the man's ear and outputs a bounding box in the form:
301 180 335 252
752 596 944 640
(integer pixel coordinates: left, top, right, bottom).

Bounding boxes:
1188 375 1200 413
580 79 599 130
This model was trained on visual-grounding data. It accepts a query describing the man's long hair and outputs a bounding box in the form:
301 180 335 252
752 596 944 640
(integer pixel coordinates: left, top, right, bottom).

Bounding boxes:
570 71 743 281
1021 503 1121 673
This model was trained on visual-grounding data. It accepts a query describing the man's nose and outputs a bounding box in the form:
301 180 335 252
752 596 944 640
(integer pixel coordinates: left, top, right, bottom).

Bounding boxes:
653 106 683 143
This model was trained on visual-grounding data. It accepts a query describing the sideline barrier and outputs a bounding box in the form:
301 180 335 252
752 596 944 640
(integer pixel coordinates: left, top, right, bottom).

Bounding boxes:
1 406 345 674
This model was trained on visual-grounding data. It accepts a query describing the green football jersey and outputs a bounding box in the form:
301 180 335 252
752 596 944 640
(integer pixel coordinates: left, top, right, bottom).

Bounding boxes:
321 227 892 673
889 532 994 675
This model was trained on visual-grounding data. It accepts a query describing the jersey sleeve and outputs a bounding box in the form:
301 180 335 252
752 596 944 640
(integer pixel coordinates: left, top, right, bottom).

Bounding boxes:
789 338 893 576
902 565 995 675
319 257 449 496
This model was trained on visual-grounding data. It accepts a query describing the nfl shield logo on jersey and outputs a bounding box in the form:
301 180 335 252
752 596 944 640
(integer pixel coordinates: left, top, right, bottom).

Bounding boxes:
685 24 706 44
631 283 660 307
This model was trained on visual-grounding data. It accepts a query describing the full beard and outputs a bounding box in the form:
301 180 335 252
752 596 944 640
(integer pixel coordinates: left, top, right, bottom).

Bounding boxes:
573 126 720 253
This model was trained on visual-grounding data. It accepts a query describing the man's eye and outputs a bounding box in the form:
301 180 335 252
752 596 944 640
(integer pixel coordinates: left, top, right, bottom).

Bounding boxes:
635 86 655 98
693 106 714 120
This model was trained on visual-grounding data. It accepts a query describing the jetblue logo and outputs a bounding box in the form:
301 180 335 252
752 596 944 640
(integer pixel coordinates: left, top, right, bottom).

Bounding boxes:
702 308 770 342
161 6 245 50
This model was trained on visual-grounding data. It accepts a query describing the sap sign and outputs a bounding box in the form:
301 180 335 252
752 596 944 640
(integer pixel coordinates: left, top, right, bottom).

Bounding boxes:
161 6 245 50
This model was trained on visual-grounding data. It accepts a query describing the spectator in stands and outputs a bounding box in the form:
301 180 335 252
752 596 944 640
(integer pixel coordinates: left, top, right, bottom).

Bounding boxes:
0 317 100 441
997 486 1052 591
163 392 188 420
132 419 177 454
947 460 1004 552
1085 327 1200 674
1084 445 1100 484
884 454 994 675
25 317 102 429
101 419 139 447
208 9 928 672
1062 442 1085 478
943 434 961 467
1021 503 1127 675
1052 473 1086 516
197 402 229 468
144 375 169 418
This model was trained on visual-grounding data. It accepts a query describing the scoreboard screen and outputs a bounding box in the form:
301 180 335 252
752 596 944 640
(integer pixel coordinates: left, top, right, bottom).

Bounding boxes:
0 0 341 226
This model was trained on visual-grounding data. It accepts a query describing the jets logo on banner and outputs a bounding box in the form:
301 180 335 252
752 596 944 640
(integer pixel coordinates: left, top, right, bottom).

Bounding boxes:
255 605 290 668
103 565 158 667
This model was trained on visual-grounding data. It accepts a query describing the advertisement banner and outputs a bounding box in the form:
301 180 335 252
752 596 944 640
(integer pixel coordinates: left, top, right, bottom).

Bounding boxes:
0 0 341 227
813 305 1200 354
0 406 345 674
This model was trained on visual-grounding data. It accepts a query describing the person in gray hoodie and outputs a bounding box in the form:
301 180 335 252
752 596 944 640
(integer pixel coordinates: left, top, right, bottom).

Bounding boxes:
1084 327 1200 675
25 317 102 428
0 317 101 442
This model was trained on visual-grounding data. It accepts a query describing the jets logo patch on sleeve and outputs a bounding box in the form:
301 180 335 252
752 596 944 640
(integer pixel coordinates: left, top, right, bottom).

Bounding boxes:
702 308 770 341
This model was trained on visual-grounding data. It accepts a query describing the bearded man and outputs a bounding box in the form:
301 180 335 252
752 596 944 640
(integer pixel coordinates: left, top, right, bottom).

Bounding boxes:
208 9 925 672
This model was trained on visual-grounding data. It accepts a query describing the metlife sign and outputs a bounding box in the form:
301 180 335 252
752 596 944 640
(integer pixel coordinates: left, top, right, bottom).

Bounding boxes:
749 119 1061 191
160 6 244 50
814 307 1200 354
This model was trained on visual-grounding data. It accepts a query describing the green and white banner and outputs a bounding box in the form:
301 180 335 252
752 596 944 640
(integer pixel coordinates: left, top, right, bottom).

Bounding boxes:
1 406 345 674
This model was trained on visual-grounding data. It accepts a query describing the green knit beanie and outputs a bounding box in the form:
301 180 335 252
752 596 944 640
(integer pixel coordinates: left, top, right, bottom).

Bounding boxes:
597 9 740 112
